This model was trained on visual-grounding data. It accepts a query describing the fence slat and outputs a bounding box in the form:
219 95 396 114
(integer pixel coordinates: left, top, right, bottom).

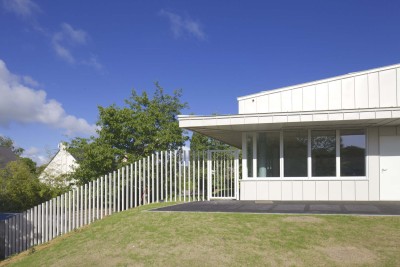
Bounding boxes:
121 168 125 211
101 176 104 219
152 154 154 203
135 162 138 207
139 160 142 206
147 156 150 204
156 153 159 203
126 166 129 210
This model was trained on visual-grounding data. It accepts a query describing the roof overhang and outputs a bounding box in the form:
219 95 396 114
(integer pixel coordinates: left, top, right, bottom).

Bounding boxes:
179 107 400 149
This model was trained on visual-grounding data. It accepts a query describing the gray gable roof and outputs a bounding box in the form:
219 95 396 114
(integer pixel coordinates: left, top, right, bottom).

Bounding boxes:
0 147 18 168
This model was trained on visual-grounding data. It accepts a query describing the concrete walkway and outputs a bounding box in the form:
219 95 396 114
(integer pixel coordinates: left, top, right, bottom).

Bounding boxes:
151 200 400 215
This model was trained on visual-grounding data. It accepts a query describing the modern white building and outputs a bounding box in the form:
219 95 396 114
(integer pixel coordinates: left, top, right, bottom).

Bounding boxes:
179 63 400 201
39 143 78 186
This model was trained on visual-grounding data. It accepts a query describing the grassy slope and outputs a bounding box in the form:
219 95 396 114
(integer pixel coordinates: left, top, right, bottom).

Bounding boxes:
1 203 400 267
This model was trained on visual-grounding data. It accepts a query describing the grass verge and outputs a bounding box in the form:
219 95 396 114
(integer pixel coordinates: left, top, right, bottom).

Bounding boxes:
1 202 400 266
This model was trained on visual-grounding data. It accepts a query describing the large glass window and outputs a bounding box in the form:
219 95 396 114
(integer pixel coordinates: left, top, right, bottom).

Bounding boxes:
284 131 308 177
340 129 366 176
245 128 366 179
247 134 253 177
257 132 280 177
312 130 336 177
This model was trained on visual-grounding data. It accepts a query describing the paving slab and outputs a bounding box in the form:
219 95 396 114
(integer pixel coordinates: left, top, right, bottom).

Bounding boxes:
151 200 400 215
309 204 341 212
273 204 305 212
344 204 380 213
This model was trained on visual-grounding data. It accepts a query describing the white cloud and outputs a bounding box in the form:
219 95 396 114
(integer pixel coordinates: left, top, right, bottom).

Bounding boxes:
22 75 39 87
52 23 89 64
0 59 96 136
159 9 205 40
58 23 88 45
52 41 75 64
3 0 103 70
2 0 40 18
82 55 103 71
51 23 103 70
22 146 50 165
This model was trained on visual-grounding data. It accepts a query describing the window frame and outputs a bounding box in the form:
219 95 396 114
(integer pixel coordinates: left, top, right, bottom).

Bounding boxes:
242 128 367 181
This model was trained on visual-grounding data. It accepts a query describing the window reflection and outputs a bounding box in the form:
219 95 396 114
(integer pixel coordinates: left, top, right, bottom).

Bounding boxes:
284 131 308 177
257 132 280 177
247 134 253 177
340 129 365 176
245 128 366 179
312 130 336 176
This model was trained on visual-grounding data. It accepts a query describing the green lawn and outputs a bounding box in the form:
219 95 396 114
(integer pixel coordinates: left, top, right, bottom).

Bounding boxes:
1 202 400 267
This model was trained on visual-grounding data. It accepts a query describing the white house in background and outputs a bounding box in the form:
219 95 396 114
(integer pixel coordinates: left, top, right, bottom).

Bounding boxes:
39 143 78 185
179 63 400 201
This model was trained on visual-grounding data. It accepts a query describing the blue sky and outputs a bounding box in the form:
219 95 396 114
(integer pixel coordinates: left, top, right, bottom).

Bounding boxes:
0 0 400 164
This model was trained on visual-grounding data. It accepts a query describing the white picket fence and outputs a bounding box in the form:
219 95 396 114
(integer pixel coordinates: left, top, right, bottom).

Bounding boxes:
0 149 239 259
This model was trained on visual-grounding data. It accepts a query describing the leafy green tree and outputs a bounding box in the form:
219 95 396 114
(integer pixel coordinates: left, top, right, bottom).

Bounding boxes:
190 132 231 151
20 157 37 174
0 160 61 212
67 140 118 184
0 135 24 155
68 83 188 184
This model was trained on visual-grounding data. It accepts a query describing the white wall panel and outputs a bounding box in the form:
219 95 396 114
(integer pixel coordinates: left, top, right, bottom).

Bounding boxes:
342 78 355 109
342 181 355 200
328 80 342 110
302 86 316 111
343 112 359 120
269 93 282 112
355 181 369 200
288 115 301 122
368 72 380 108
303 181 316 200
360 112 375 119
244 99 257 114
316 181 329 200
269 181 282 200
238 100 245 114
281 90 292 112
257 95 269 113
300 114 313 121
355 74 369 108
256 181 269 200
240 182 246 200
292 181 303 200
291 88 303 111
328 113 343 121
315 83 329 110
375 111 392 119
313 114 328 121
368 127 380 200
243 182 257 200
281 181 292 200
379 69 397 107
329 181 341 200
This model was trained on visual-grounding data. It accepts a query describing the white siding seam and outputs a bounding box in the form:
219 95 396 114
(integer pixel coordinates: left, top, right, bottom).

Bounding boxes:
355 181 357 200
367 74 370 109
378 72 381 108
340 181 342 200
396 68 399 106
354 77 356 109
